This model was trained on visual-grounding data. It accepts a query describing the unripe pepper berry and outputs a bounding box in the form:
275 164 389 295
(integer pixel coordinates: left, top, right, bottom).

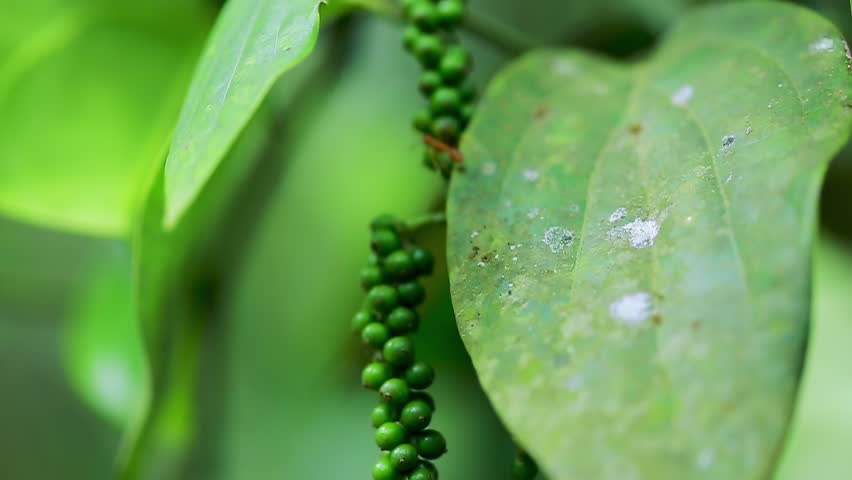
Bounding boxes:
362 322 390 348
410 247 435 275
384 249 416 280
372 403 398 428
400 399 433 432
413 34 444 68
371 214 400 232
410 1 439 30
439 46 469 84
436 0 464 28
408 465 435 480
404 361 435 389
376 422 408 450
418 70 443 96
362 362 393 390
379 378 411 406
371 229 401 255
361 265 385 290
430 87 462 115
352 310 377 333
398 281 426 306
390 443 419 472
367 285 400 313
383 336 416 367
402 24 420 52
511 451 539 479
373 454 404 480
432 116 460 143
413 109 433 133
410 391 435 412
387 306 419 335
413 429 447 459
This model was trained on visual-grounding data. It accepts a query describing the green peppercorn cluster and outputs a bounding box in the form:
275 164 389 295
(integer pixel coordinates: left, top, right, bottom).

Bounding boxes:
352 215 447 480
400 0 476 178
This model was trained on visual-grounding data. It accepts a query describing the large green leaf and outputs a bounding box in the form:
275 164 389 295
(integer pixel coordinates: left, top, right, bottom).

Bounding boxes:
447 3 852 479
163 0 324 227
0 0 210 236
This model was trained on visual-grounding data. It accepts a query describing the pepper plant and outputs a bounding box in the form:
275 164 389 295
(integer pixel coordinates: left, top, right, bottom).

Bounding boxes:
1 0 852 479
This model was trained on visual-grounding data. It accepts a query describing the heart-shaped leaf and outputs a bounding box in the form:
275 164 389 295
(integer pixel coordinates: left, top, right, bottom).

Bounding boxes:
163 0 324 227
447 3 852 479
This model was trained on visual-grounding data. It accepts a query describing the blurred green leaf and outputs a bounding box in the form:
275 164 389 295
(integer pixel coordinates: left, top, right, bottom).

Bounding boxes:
0 0 210 236
64 248 147 428
776 237 852 479
164 0 324 227
448 3 852 479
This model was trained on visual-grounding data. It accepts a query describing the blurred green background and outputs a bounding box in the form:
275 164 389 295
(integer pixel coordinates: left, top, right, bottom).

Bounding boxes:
1 0 851 478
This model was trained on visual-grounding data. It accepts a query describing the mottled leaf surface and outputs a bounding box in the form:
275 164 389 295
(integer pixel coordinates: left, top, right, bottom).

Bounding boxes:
164 0 323 226
448 3 852 479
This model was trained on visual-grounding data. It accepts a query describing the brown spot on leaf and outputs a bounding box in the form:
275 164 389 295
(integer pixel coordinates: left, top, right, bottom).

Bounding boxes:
534 104 549 119
468 245 480 260
628 124 643 135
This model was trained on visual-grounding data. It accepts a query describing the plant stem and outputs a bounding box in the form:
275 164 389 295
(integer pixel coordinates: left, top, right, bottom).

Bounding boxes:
354 0 538 55
404 211 447 232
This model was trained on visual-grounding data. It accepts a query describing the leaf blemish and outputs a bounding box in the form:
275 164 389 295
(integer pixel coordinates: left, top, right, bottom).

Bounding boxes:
481 161 497 175
671 84 694 106
608 217 661 248
628 124 643 135
609 292 655 326
522 168 540 182
721 135 736 153
809 37 835 54
608 207 627 223
542 226 576 253
527 208 542 219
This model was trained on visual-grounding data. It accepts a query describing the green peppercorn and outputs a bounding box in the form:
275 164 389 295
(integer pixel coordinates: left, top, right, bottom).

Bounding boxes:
373 454 403 480
372 404 398 428
398 281 426 306
404 361 435 389
432 115 460 142
439 47 469 84
410 1 438 30
422 148 438 170
400 399 433 432
410 247 435 275
459 80 477 102
376 422 408 450
352 310 377 333
402 24 420 52
383 336 415 367
413 429 447 459
511 451 538 479
410 391 435 411
390 443 419 472
421 461 439 479
361 265 385 290
413 34 444 68
436 0 464 28
418 70 443 96
409 464 436 480
431 87 461 114
384 250 416 281
371 214 400 232
379 378 410 406
413 109 433 133
368 252 380 266
367 285 400 313
372 229 401 255
387 306 419 335
362 362 393 390
433 152 454 178
362 322 390 348
460 103 475 127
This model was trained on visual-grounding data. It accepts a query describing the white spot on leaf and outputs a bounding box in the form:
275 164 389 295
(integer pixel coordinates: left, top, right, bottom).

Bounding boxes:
610 292 654 326
721 135 736 153
481 162 497 175
522 169 540 182
810 37 835 54
609 207 627 223
609 217 661 249
671 85 694 106
697 449 715 469
542 226 575 253
527 208 541 219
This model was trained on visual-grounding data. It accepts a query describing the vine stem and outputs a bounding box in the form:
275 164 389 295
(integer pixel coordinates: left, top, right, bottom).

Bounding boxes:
352 0 538 54
404 211 447 232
